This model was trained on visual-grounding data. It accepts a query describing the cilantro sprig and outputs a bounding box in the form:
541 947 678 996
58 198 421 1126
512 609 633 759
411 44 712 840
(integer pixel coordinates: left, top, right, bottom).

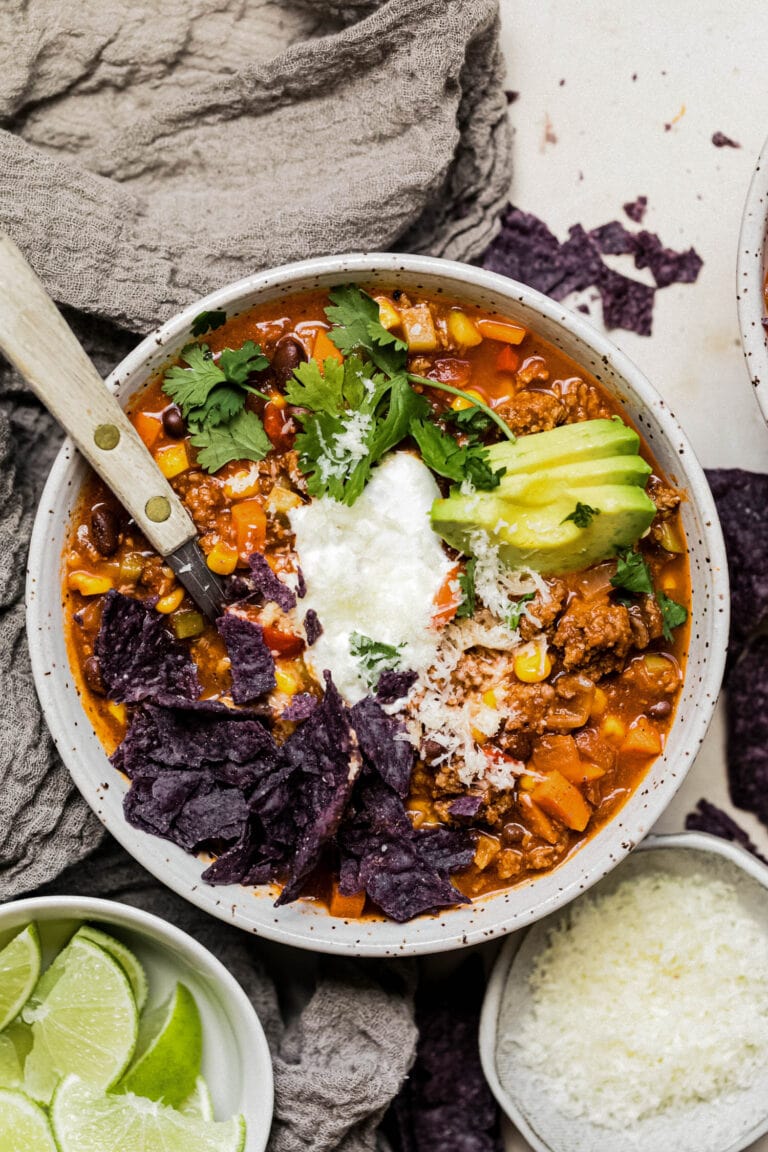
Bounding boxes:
409 419 504 491
506 592 536 631
611 548 688 641
162 340 271 472
456 559 477 619
562 502 601 528
190 309 227 337
350 632 404 687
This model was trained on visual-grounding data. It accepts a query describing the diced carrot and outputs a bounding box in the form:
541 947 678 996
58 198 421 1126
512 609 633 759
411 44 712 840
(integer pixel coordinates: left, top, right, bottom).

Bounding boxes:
155 442 190 478
329 882 366 919
496 345 520 373
517 792 561 844
432 564 461 627
621 716 663 759
263 402 296 451
231 500 267 562
531 771 591 832
313 328 344 366
574 728 616 771
476 318 527 345
133 411 162 449
531 734 581 778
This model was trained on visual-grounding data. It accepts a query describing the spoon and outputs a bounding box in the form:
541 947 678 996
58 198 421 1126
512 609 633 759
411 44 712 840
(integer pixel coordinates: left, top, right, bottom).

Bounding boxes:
0 233 224 619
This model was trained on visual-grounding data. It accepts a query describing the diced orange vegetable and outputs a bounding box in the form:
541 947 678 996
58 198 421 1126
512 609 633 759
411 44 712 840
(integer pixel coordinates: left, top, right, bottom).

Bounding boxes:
601 715 626 742
329 882 366 919
206 540 239 576
312 328 344 366
432 564 461 627
476 318 527 345
133 411 162 450
447 310 483 348
400 304 439 352
68 571 114 596
231 500 267 561
223 468 261 501
532 771 591 832
474 833 501 871
517 792 561 844
574 728 616 772
155 442 190 479
531 734 581 779
621 716 663 759
496 345 520 373
262 623 305 658
107 700 127 726
376 297 401 331
263 402 296 451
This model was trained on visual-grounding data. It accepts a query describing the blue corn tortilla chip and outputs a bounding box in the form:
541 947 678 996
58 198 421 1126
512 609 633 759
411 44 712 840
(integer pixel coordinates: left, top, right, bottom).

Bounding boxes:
282 693 319 722
124 769 248 853
547 224 603 301
705 469 768 653
482 205 564 296
247 551 297 611
726 633 768 831
623 195 648 223
712 131 740 148
448 794 484 819
384 954 504 1152
276 673 363 905
350 696 414 798
217 613 276 703
94 590 201 704
633 230 703 289
685 799 768 866
376 669 418 703
304 608 323 645
598 267 655 336
590 220 637 255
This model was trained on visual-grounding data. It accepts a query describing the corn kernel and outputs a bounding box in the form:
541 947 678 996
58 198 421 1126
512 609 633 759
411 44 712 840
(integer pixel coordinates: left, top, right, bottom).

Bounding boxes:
660 573 679 592
275 664 301 696
68 571 114 596
268 391 287 410
376 297 402 331
590 686 608 718
601 715 627 741
514 640 552 683
470 726 489 745
223 468 261 500
474 834 501 871
156 586 185 614
450 388 486 412
447 310 483 348
206 540 239 576
520 774 537 791
155 442 190 479
408 805 428 830
107 700 127 726
482 688 497 709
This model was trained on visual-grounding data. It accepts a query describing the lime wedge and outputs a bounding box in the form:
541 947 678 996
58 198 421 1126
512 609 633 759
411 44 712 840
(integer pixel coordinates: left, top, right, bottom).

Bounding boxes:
75 925 149 1012
119 982 202 1108
0 925 41 1032
0 1022 33 1089
22 937 138 1105
51 1076 246 1152
178 1075 214 1121
0 1088 56 1151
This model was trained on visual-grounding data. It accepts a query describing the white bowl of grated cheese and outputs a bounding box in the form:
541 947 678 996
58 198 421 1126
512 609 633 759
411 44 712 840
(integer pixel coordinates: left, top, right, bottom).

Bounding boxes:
480 831 768 1152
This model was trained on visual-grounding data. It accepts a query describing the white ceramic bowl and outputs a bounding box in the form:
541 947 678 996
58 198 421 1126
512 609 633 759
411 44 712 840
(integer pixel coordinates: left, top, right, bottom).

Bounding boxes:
0 895 273 1149
480 832 768 1152
26 253 729 957
737 132 768 420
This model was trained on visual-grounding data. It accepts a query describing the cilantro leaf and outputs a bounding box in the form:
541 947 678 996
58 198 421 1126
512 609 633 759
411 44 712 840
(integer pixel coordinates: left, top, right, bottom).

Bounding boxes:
285 357 347 416
656 591 688 642
194 384 246 428
456 558 476 619
218 340 269 385
190 409 271 472
409 419 505 491
611 549 654 597
162 344 226 416
325 285 408 377
445 405 495 445
190 309 227 337
506 592 535 631
562 502 601 529
350 632 404 687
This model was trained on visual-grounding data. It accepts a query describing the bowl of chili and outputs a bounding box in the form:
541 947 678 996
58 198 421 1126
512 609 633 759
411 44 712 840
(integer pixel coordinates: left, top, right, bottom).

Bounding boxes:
26 253 729 956
738 131 768 421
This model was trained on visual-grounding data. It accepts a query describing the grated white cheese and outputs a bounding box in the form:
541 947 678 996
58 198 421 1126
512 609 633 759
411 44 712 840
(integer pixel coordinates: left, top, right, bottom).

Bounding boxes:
468 529 549 626
514 871 768 1129
316 409 374 485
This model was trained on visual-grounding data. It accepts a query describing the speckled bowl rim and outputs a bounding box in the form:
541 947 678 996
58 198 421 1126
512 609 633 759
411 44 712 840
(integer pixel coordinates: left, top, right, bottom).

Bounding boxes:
479 831 768 1152
737 131 768 421
0 894 274 1150
26 252 729 957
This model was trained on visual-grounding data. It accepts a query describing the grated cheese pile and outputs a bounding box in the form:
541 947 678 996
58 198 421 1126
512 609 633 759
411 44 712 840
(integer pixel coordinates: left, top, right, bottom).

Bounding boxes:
515 871 768 1128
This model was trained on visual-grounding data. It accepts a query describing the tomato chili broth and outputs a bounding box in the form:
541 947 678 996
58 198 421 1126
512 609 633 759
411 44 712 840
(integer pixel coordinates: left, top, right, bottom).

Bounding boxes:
63 286 690 917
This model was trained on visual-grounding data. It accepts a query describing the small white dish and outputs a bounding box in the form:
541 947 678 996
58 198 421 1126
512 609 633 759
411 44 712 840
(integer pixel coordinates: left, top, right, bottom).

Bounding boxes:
0 895 273 1151
480 831 768 1152
26 252 729 957
737 132 768 423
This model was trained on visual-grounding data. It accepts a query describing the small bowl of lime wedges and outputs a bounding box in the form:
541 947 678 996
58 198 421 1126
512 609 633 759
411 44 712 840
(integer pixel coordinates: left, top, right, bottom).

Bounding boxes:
0 895 273 1152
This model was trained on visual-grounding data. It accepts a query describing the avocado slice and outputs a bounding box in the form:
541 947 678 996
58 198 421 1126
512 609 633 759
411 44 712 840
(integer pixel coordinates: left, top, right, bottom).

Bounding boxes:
431 483 656 575
497 454 652 506
487 418 640 476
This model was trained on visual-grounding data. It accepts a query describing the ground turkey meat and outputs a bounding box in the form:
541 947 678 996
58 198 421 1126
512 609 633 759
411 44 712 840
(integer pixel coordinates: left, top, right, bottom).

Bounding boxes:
519 579 569 641
552 594 634 678
495 390 565 435
502 680 556 732
627 594 665 649
554 377 612 423
171 471 226 532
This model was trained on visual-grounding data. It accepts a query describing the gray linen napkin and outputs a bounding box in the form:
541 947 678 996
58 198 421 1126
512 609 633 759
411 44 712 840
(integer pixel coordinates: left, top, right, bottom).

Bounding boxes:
0 0 511 1145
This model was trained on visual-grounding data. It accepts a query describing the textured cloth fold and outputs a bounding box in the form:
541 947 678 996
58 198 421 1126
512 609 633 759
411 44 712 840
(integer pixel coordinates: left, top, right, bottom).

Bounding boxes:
0 1 512 1147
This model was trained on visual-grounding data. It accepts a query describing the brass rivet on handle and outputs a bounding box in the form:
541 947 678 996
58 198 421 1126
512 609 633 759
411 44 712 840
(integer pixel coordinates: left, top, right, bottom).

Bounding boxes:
94 423 120 450
145 496 171 523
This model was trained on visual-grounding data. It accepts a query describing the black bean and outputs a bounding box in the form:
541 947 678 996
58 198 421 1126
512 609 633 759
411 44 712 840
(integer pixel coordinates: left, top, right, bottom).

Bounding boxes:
91 507 119 556
648 700 672 719
271 337 307 388
83 656 106 696
162 405 186 439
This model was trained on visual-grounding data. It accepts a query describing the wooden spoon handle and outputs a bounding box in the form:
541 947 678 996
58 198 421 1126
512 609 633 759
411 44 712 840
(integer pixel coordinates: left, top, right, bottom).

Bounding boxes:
0 233 196 556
